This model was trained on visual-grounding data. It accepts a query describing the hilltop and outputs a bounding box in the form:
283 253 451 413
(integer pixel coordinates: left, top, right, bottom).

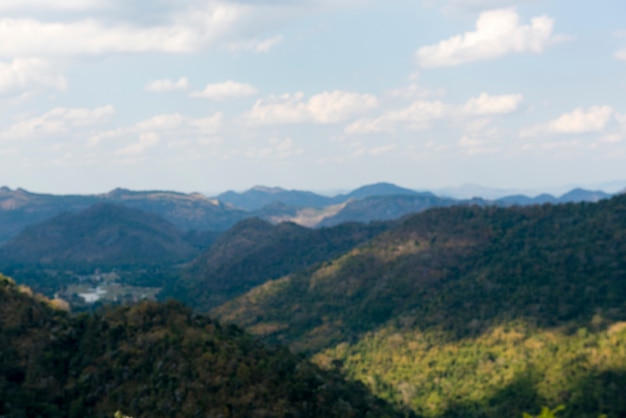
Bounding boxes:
0 274 406 418
214 194 626 417
162 217 392 310
0 203 197 267
0 187 247 244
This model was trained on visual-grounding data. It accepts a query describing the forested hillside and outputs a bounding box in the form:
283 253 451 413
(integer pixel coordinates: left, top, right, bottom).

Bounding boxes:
162 218 392 310
0 274 405 418
214 195 626 417
0 203 198 267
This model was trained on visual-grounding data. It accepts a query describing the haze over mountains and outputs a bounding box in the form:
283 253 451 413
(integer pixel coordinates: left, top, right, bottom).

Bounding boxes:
0 203 198 267
0 182 616 247
1 186 626 417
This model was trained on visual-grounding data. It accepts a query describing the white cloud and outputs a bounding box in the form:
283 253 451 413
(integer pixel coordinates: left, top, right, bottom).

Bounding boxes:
190 80 258 100
88 112 223 154
229 35 284 53
386 83 446 99
0 0 105 12
118 132 159 156
244 138 303 159
0 2 253 56
416 8 562 68
145 77 189 92
464 92 523 115
520 106 615 138
615 48 626 61
457 116 502 154
345 100 447 134
0 105 114 140
0 0 323 58
435 0 541 14
368 143 397 156
247 90 378 125
0 58 67 97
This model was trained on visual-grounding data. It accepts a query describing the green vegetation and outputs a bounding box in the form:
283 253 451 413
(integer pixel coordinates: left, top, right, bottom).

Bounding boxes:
164 218 391 310
0 274 405 418
214 195 626 417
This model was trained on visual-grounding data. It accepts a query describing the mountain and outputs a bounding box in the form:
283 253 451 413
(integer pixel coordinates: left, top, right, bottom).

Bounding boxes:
0 203 197 267
216 182 420 212
1 184 616 246
217 186 334 210
214 195 626 417
493 189 611 207
557 188 611 203
433 183 534 199
0 274 406 418
317 193 460 227
494 193 557 207
161 217 392 311
334 182 420 201
0 187 247 244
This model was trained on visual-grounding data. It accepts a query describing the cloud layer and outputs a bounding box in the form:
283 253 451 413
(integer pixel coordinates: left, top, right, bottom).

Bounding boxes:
190 81 258 100
247 91 378 125
416 8 561 67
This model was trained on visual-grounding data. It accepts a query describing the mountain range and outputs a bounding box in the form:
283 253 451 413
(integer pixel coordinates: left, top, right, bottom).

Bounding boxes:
213 194 626 417
1 187 626 417
0 203 198 267
162 218 392 310
0 183 615 246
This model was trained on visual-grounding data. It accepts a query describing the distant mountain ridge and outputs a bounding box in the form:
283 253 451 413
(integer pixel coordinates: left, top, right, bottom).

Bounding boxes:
0 183 616 245
0 203 198 267
0 187 248 244
162 217 392 310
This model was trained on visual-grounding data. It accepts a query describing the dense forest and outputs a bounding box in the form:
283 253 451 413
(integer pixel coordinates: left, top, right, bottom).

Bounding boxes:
2 192 626 417
0 274 404 418
214 195 626 417
163 218 392 310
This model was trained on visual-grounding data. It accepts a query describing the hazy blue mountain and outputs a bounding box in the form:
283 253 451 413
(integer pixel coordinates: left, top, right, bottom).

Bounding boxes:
216 183 421 211
494 193 558 207
332 182 420 202
317 194 458 227
433 184 534 199
557 188 611 203
0 187 247 244
0 184 617 246
216 186 334 210
0 203 198 267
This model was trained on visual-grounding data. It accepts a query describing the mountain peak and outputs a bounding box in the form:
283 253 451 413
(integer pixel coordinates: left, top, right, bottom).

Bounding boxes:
250 185 287 194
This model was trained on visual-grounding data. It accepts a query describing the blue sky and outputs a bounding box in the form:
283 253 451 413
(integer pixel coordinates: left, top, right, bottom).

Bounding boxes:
0 0 625 194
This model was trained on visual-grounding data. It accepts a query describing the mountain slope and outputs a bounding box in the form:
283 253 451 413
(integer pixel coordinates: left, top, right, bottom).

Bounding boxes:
217 186 334 210
217 196 626 348
317 194 459 227
0 187 247 244
334 182 420 201
0 203 197 267
214 196 626 417
0 274 406 418
162 217 392 310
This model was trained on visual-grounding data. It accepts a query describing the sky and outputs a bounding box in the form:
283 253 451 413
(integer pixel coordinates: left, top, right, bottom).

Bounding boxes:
0 0 625 195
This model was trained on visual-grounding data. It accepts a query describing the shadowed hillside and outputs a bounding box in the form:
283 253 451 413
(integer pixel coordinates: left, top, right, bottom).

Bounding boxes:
0 187 247 244
0 274 407 418
0 203 198 267
214 195 626 417
162 218 392 310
